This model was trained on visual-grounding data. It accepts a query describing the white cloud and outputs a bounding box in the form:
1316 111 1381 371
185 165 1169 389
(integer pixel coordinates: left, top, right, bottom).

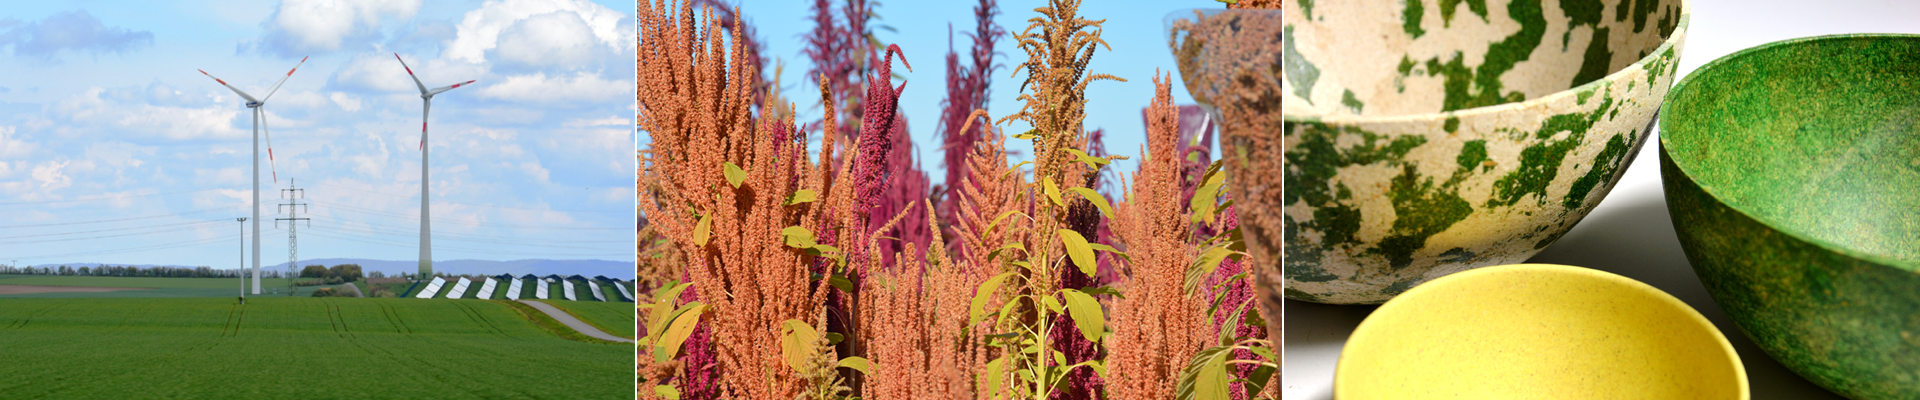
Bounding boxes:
329 92 362 112
444 0 630 64
517 161 548 182
475 71 624 102
562 116 627 127
31 160 71 190
0 126 34 158
52 87 247 141
493 11 599 69
260 0 422 54
333 51 488 94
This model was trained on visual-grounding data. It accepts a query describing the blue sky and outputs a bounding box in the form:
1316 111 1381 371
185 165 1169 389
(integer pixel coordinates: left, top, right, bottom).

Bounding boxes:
0 0 635 269
675 0 1213 186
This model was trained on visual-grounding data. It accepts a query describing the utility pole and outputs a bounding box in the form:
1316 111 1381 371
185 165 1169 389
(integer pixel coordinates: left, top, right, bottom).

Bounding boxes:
277 180 310 297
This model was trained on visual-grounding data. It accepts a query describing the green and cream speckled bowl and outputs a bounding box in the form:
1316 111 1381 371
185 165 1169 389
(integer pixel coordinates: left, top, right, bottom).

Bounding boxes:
1661 34 1920 400
1268 0 1688 304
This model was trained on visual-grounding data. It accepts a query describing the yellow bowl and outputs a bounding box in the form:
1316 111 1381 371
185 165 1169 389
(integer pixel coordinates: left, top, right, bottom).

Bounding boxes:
1335 264 1747 399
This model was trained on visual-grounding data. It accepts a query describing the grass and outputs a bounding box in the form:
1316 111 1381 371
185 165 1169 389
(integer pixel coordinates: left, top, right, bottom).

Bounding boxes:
530 299 635 339
0 276 339 298
498 299 625 345
0 297 629 399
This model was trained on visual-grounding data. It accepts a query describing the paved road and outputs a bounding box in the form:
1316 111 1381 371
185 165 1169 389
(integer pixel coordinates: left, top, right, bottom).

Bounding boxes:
519 300 634 343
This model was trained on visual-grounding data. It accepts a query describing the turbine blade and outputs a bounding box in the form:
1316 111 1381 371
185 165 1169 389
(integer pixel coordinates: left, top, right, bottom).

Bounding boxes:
260 56 309 103
395 53 429 95
426 80 475 96
199 69 259 104
262 108 279 183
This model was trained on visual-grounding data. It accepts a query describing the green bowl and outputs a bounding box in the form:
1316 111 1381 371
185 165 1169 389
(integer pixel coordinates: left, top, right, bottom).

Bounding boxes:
1197 0 1689 304
1661 34 1920 399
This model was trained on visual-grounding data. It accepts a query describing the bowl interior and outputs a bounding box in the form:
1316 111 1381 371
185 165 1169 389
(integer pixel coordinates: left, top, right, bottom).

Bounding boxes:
1336 264 1745 399
1281 0 1681 117
1662 35 1920 269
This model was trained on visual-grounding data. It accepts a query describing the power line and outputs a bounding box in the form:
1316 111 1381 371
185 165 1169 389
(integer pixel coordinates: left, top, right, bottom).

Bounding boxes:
0 188 235 206
0 223 228 245
0 205 246 228
310 200 624 230
311 182 630 214
8 232 239 262
0 220 227 240
309 219 629 244
297 228 627 257
305 224 626 252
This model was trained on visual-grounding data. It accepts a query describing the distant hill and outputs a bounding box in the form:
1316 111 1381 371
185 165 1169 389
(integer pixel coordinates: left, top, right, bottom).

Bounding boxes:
27 259 633 280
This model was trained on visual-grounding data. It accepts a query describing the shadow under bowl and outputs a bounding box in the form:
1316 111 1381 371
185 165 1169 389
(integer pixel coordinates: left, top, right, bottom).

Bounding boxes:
1166 0 1691 305
1660 34 1920 400
1336 264 1746 399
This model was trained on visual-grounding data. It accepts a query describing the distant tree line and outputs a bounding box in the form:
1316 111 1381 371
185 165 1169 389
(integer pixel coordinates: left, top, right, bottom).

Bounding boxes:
299 264 364 283
0 264 273 278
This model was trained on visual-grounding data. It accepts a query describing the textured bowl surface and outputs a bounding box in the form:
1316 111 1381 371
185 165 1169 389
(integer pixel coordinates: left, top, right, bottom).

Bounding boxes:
1660 34 1920 399
1337 264 1746 400
1239 0 1689 304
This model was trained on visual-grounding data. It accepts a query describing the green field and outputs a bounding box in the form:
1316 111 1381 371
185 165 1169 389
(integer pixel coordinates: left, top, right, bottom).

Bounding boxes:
532 299 635 339
0 297 630 399
0 275 341 298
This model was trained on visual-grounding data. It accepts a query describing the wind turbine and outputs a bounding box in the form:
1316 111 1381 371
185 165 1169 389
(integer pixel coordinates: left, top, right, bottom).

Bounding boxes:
395 53 475 280
199 56 307 295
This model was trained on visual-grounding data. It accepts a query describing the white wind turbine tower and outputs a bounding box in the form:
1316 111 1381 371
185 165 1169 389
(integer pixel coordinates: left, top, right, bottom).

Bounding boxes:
395 53 475 280
199 56 307 295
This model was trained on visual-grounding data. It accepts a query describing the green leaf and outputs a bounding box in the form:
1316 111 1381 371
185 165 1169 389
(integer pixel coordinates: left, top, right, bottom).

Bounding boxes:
825 332 845 345
1246 345 1276 361
970 272 1017 327
1244 364 1277 399
984 356 1007 396
1057 229 1098 277
1186 246 1235 295
1175 346 1235 400
786 189 818 205
1088 242 1129 261
1067 148 1110 168
985 242 1026 262
1012 129 1038 140
692 213 711 246
781 226 816 248
837 356 873 375
654 385 682 400
1191 161 1227 223
1043 177 1064 206
779 319 820 373
1080 285 1125 299
653 303 707 363
828 275 855 293
723 162 747 188
1040 293 1065 314
1060 288 1106 343
1067 187 1115 219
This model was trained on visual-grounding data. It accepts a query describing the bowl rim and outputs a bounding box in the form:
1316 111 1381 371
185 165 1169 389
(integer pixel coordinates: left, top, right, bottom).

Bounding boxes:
1659 33 1920 272
1333 263 1748 399
1274 0 1692 124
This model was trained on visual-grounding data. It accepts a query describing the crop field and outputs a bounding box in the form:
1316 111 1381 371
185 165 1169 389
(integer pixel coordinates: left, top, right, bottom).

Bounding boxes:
0 275 330 298
0 297 630 399
531 299 634 339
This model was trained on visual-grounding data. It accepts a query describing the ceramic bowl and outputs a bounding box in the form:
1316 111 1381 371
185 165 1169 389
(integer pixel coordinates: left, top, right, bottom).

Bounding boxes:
1336 264 1746 399
1166 0 1690 304
1660 34 1920 399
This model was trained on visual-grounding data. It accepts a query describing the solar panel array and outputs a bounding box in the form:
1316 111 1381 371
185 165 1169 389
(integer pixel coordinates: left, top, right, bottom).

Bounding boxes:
561 280 577 301
444 278 472 299
585 281 606 301
413 277 447 299
612 281 635 302
534 279 549 299
506 278 523 300
475 278 497 300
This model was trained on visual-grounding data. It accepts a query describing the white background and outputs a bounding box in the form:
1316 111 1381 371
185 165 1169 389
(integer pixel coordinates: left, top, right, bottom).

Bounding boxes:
1280 0 1920 398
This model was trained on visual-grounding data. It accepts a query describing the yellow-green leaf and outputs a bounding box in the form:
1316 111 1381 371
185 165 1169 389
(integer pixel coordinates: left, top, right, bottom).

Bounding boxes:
781 226 816 248
786 189 817 205
723 162 746 188
1186 246 1235 295
653 303 707 363
654 385 681 400
1067 148 1110 168
1067 187 1114 219
1043 177 1063 206
837 356 873 375
692 214 711 246
1191 162 1227 223
1060 288 1105 343
1057 229 1097 277
970 272 1017 327
1040 293 1064 314
1195 350 1232 400
780 319 820 372
984 356 1007 396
